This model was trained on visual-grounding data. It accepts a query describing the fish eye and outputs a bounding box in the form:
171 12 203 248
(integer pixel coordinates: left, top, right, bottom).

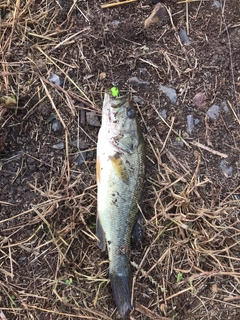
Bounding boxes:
126 108 136 119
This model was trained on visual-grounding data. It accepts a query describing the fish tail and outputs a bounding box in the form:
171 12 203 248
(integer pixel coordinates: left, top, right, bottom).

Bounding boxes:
109 271 133 320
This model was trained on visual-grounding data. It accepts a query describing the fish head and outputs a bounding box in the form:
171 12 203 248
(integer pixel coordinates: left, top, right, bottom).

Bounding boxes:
101 91 143 153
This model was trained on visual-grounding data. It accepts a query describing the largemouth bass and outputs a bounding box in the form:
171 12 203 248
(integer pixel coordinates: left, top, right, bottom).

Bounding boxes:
96 91 145 319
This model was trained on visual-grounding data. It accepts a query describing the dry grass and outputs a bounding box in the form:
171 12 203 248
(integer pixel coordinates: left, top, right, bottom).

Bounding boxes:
1 0 240 319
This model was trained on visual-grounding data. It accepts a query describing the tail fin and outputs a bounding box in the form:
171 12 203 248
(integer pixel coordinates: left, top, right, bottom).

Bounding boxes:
109 272 133 320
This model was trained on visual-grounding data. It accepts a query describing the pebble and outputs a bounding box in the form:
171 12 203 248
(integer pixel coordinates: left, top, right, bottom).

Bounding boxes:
138 68 147 75
133 95 144 105
194 118 200 125
220 159 233 177
233 194 240 202
186 115 194 134
52 142 65 150
207 104 220 119
140 45 150 52
159 85 178 104
76 152 87 165
111 20 120 27
88 150 95 158
212 1 221 9
38 103 51 116
175 136 184 147
49 72 64 87
221 100 229 113
69 139 88 149
178 28 190 45
158 109 167 120
52 120 62 132
18 256 27 262
47 114 57 122
86 112 101 127
128 76 150 87
99 72 106 79
52 139 88 150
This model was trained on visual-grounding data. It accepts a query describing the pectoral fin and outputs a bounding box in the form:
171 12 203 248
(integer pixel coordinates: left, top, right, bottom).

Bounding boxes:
96 216 106 251
109 153 129 184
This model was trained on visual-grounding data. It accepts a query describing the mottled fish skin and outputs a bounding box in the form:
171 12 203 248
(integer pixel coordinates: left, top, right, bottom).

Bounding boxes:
96 92 145 319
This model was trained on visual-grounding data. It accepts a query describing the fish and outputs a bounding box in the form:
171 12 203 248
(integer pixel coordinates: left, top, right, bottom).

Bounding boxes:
96 91 145 319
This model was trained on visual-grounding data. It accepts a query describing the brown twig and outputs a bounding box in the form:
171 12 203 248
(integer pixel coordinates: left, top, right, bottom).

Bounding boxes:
191 141 228 158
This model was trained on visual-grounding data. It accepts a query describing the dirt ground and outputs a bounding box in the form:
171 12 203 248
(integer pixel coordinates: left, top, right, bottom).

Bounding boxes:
0 0 240 319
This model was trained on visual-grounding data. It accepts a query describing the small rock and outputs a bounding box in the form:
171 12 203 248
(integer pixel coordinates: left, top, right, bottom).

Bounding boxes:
52 141 65 150
128 76 150 87
212 1 221 9
186 115 194 134
193 92 206 108
175 136 184 147
38 103 51 116
86 112 101 127
76 151 87 165
69 139 88 149
220 159 233 177
140 45 150 52
99 72 106 79
133 95 144 105
144 3 168 28
138 68 147 75
159 85 178 104
79 110 86 126
49 72 64 87
221 101 229 113
205 71 211 82
47 114 58 122
111 20 120 27
18 256 27 262
233 194 240 202
207 104 220 119
178 28 190 45
194 118 200 125
52 120 62 132
159 109 167 119
88 150 95 158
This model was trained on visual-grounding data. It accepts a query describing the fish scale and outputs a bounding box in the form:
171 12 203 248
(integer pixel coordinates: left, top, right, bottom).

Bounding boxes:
96 92 145 319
